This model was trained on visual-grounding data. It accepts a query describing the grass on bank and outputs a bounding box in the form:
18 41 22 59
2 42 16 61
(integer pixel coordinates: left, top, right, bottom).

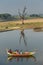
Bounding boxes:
0 19 43 31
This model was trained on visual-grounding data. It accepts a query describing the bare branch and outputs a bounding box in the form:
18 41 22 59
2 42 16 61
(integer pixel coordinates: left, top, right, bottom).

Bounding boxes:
18 6 27 24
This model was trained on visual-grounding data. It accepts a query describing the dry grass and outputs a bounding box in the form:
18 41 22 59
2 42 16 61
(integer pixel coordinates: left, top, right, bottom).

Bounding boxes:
24 18 43 23
0 18 43 24
0 18 43 31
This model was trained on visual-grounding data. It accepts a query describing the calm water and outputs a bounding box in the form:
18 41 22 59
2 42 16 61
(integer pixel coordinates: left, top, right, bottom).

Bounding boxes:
0 29 43 65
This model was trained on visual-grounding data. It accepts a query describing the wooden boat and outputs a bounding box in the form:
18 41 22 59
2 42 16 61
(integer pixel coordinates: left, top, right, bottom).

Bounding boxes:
6 49 36 57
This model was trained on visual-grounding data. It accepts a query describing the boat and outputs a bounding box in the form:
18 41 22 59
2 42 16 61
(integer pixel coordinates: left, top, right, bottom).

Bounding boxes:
6 49 36 57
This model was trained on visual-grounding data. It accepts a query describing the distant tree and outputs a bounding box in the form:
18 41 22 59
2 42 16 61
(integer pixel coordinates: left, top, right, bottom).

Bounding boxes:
0 13 13 21
18 6 27 24
30 14 40 17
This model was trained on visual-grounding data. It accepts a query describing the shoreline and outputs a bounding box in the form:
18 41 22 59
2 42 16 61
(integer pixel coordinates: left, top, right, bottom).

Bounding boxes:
0 18 43 32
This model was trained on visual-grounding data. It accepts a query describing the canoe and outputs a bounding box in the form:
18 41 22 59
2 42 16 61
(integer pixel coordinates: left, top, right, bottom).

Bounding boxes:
6 49 36 57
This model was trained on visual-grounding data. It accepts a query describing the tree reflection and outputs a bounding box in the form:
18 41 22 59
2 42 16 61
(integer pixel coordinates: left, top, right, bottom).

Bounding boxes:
19 29 27 46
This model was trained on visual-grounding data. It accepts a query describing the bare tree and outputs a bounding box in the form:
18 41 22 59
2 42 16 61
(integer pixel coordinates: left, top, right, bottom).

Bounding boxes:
18 6 27 24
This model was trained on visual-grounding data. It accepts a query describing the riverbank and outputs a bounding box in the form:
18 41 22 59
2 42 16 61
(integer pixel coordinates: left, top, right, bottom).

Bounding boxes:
0 18 43 32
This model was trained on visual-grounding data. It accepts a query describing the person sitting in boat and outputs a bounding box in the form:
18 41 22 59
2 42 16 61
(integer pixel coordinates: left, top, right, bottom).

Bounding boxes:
23 52 29 54
20 50 23 54
15 49 20 53
20 52 23 54
8 49 12 53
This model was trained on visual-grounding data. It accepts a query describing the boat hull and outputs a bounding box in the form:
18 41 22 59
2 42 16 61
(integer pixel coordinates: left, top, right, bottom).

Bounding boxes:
7 51 36 57
8 54 35 57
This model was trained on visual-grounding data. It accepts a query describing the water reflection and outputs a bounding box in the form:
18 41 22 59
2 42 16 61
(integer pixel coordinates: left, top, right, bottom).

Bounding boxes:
7 55 36 62
33 27 43 32
19 29 27 46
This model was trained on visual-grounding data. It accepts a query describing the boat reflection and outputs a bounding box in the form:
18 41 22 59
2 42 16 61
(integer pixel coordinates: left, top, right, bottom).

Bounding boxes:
7 55 37 62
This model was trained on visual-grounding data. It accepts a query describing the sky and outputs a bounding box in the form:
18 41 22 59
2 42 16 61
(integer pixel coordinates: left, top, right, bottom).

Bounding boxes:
0 0 43 15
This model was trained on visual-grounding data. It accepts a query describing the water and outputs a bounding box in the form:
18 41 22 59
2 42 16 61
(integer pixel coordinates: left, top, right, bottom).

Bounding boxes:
0 29 43 65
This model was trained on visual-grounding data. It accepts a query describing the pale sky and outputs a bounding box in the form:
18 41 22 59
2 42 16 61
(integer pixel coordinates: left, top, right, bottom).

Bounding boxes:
0 0 43 15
